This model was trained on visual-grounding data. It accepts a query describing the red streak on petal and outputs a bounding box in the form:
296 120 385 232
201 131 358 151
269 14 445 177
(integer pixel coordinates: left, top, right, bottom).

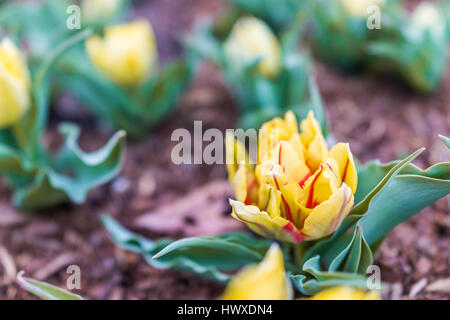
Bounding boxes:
341 158 350 183
273 174 292 221
298 172 312 189
244 178 258 205
281 195 292 221
306 165 322 209
278 144 282 166
283 222 304 243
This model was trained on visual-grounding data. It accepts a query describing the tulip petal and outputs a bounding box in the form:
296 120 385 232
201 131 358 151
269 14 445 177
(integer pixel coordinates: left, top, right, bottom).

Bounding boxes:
329 142 358 194
299 111 323 147
220 244 292 300
0 38 31 128
309 286 380 300
233 162 258 205
306 134 328 171
224 16 282 79
299 162 341 209
273 140 310 184
86 20 157 87
301 183 354 240
225 132 252 183
230 200 305 243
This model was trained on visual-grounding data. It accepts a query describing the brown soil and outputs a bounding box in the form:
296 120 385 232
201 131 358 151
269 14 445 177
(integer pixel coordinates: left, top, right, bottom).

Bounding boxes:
0 0 448 300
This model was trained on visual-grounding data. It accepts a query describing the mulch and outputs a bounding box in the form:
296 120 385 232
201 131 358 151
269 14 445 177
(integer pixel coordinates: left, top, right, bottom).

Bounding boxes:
0 0 448 300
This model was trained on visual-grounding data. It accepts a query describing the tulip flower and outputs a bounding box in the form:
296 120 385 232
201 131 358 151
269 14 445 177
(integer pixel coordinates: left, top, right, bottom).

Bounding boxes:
224 16 282 79
339 0 385 18
0 38 31 128
410 2 446 40
81 0 122 25
227 111 357 243
220 244 292 300
309 286 380 300
85 20 158 87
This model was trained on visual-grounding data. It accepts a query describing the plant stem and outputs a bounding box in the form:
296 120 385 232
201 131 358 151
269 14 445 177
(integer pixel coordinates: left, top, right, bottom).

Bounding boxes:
294 242 307 266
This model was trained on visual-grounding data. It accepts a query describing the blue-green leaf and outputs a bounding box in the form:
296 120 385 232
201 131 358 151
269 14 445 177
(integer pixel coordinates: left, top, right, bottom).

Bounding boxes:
290 256 369 295
102 215 272 283
17 271 83 300
439 134 450 149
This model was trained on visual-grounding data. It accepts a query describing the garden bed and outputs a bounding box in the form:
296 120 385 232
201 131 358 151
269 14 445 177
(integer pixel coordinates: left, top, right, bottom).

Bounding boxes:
0 0 449 300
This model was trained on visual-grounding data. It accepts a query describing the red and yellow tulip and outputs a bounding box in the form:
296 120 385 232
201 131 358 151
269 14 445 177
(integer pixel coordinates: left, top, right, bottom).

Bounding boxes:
227 111 357 243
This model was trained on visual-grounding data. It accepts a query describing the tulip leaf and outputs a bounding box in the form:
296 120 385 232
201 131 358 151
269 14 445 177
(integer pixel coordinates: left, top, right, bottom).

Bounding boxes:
139 60 192 129
17 272 83 300
228 0 306 32
328 226 373 274
290 255 369 296
439 134 450 149
11 124 126 211
357 163 450 245
102 215 273 283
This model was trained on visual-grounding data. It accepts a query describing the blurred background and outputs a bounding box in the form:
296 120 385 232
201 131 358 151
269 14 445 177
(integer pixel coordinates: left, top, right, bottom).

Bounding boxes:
0 0 449 300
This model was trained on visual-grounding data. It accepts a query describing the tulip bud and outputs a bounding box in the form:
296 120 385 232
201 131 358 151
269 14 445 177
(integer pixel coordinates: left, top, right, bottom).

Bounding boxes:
0 38 31 128
227 111 358 243
81 0 122 25
220 244 292 300
309 286 380 300
411 2 446 39
339 0 385 18
86 20 158 87
224 16 282 78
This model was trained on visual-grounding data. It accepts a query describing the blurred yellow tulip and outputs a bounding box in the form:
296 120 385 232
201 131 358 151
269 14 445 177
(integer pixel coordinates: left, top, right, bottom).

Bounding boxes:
224 16 282 78
81 0 122 25
0 38 31 128
220 244 292 300
411 2 446 38
309 286 380 300
339 0 385 18
227 111 357 243
86 20 158 87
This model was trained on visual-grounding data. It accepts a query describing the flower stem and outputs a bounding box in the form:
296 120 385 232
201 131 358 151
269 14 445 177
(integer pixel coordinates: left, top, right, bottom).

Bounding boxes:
294 242 307 266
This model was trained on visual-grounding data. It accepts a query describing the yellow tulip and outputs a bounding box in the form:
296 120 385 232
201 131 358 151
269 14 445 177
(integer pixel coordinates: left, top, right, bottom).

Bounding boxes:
339 0 385 18
0 38 31 129
227 111 357 243
85 20 158 87
224 16 282 79
220 244 292 300
309 286 380 300
81 0 122 25
411 2 446 38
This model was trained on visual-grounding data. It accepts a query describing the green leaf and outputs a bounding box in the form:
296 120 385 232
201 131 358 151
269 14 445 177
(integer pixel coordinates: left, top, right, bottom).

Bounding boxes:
328 226 373 274
352 148 424 215
358 162 450 245
13 125 126 211
439 134 450 149
17 271 83 300
102 215 272 283
290 255 369 295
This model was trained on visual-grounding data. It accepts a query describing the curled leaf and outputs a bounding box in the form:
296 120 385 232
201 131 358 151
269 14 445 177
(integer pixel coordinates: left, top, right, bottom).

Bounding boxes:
16 271 83 300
